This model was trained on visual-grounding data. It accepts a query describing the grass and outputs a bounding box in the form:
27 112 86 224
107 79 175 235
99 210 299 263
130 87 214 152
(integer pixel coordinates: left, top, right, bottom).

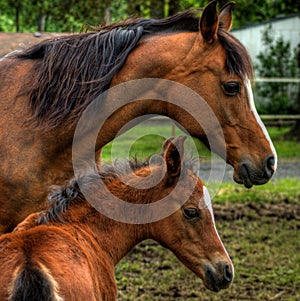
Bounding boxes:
102 123 300 162
214 178 300 204
267 127 300 159
101 119 214 162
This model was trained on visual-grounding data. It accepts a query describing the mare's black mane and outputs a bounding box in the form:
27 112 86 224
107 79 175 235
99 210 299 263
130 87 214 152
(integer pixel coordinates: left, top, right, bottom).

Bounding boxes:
14 10 252 128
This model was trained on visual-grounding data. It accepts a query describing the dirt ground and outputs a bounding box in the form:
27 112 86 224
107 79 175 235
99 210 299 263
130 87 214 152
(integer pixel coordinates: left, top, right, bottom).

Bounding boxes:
0 32 63 57
213 201 300 221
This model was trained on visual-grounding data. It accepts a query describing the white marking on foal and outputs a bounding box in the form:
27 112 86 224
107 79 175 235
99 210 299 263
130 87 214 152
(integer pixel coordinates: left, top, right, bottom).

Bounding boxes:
8 263 64 301
245 79 278 171
202 186 234 277
38 262 65 301
203 186 214 222
8 265 22 300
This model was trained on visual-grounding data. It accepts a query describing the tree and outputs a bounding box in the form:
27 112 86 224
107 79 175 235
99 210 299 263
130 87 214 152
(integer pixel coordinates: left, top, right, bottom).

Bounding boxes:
168 0 181 16
0 0 298 33
254 25 300 141
150 0 164 19
5 0 22 32
254 25 299 116
285 44 300 141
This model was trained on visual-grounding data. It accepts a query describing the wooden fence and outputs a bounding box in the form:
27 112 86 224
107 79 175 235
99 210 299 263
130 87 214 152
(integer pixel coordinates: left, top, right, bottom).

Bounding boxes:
144 115 300 127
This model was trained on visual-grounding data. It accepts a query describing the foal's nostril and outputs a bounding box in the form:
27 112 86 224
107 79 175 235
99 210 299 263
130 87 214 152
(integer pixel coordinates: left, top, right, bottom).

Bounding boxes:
224 264 233 283
264 154 275 178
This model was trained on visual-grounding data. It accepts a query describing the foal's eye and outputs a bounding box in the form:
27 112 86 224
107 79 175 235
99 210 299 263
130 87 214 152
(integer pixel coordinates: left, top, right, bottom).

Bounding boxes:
183 208 199 219
221 81 241 96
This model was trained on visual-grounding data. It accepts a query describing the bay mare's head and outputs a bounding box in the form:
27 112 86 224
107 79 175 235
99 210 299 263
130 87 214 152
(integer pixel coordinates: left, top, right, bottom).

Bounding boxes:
12 1 277 188
124 1 276 187
109 1 277 187
165 1 277 188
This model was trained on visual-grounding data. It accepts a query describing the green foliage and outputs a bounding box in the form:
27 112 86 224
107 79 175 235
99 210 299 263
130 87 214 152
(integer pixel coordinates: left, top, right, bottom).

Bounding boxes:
0 14 14 31
254 25 299 114
0 0 298 32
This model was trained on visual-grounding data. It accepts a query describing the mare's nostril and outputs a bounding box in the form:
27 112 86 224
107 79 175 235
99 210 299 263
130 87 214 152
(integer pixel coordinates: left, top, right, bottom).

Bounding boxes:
264 154 275 178
224 264 232 283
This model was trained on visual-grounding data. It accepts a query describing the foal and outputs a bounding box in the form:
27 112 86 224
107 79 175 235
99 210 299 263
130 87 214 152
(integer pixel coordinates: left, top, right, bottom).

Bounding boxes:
0 137 233 301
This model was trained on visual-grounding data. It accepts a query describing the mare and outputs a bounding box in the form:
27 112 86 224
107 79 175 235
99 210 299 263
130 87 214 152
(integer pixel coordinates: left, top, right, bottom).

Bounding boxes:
0 1 277 233
0 137 234 300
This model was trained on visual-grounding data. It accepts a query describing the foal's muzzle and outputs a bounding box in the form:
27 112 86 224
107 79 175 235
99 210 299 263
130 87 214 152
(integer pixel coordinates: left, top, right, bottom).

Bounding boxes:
204 261 234 292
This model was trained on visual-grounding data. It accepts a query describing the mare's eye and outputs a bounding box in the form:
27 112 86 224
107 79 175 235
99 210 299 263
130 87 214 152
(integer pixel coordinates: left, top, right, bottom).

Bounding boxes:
183 208 199 219
221 81 241 96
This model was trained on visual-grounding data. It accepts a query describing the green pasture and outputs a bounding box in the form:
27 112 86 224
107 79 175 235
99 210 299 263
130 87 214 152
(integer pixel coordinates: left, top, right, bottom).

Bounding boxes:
267 127 300 159
215 177 300 204
101 120 209 162
102 123 300 161
104 122 299 300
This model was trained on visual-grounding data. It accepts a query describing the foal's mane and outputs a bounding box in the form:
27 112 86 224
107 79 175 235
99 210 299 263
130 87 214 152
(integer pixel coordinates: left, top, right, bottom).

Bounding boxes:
38 158 152 224
38 157 196 224
15 10 252 128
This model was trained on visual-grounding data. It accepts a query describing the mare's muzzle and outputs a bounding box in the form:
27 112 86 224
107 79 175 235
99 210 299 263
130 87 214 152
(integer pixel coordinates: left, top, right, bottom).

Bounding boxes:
237 154 275 188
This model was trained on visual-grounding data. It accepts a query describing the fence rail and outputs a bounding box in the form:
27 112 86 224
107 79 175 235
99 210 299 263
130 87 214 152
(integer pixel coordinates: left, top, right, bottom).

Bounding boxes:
145 115 300 122
260 115 300 120
260 115 300 127
255 78 300 83
144 115 300 129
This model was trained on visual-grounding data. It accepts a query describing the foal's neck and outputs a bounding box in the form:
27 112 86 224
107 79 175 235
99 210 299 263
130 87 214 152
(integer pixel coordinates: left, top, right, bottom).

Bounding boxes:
80 206 149 266
65 169 165 265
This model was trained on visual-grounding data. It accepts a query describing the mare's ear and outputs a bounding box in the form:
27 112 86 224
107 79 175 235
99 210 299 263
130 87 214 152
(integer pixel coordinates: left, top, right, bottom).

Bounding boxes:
219 2 235 32
164 136 186 178
200 0 219 43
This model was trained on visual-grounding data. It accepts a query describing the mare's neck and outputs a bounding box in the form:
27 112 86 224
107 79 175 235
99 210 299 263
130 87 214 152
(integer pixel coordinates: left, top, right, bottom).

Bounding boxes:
94 32 200 151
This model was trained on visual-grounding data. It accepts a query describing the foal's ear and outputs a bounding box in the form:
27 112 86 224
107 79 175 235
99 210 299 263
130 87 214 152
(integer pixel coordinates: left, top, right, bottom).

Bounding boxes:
164 136 186 178
200 0 219 43
219 2 235 32
161 137 175 154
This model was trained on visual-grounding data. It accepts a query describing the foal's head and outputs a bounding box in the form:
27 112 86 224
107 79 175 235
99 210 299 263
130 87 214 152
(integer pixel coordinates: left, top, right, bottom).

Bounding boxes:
145 136 234 292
